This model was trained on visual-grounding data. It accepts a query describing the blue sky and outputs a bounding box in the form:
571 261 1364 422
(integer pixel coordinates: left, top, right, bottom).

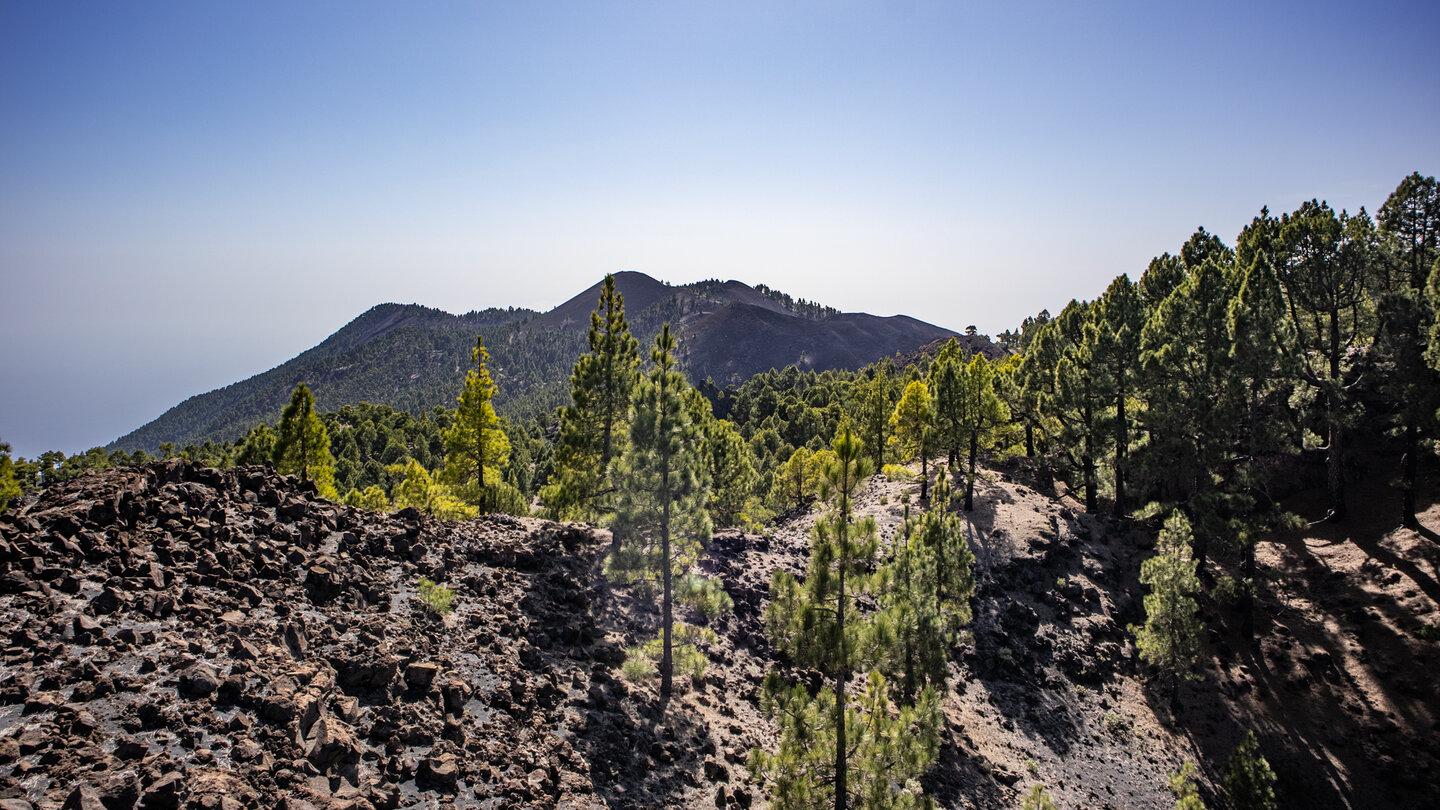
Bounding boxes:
2 0 1438 457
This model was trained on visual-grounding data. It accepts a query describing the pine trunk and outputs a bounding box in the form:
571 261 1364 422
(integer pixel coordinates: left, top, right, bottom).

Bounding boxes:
1083 399 1097 513
965 430 978 512
1326 309 1347 521
1113 393 1127 517
1402 421 1419 528
834 488 849 810
920 453 929 501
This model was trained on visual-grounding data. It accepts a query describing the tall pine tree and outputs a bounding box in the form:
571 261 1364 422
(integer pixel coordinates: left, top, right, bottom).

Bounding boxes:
609 324 712 696
758 428 940 810
542 274 640 520
889 380 936 500
273 383 338 499
1131 512 1204 712
442 334 512 514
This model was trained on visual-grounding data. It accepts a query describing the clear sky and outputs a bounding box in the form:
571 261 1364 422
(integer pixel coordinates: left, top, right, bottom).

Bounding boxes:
2 0 1437 458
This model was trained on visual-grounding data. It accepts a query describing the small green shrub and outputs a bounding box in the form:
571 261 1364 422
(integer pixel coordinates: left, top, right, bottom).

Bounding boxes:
416 577 454 616
881 464 914 483
628 623 718 687
621 646 652 682
676 574 734 621
1414 622 1440 642
1103 710 1128 736
1024 757 1039 776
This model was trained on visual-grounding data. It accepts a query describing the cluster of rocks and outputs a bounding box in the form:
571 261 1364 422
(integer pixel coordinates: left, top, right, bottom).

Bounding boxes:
0 461 634 809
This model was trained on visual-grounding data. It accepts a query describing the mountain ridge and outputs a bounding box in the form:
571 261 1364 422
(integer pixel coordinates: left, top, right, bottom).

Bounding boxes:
109 273 974 453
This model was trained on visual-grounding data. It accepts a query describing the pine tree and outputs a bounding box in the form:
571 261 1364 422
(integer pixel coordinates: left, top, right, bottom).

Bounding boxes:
273 383 338 499
1021 784 1059 810
758 430 940 810
1042 300 1104 512
928 338 967 471
855 367 895 471
953 353 1008 511
442 334 512 514
1222 731 1276 810
873 502 947 705
236 424 276 466
889 380 936 500
0 440 20 512
1226 254 1299 639
1090 275 1144 516
1169 762 1206 810
542 274 640 520
609 323 712 696
1377 174 1440 526
1273 201 1378 521
1139 259 1240 569
751 671 939 810
874 474 975 703
704 416 758 528
1131 513 1204 712
774 446 818 510
388 458 476 520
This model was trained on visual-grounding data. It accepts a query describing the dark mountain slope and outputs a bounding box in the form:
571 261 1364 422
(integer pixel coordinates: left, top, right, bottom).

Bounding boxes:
679 302 957 383
110 305 543 452
526 270 678 331
110 273 978 453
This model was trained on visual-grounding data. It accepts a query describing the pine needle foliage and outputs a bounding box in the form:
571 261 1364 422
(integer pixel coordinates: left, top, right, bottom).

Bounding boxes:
388 459 477 520
1131 512 1204 710
542 274 640 520
1021 784 1059 810
750 670 939 810
1222 731 1276 810
442 334 511 514
889 380 936 500
609 323 712 696
273 383 338 499
758 429 941 810
1169 761 1206 810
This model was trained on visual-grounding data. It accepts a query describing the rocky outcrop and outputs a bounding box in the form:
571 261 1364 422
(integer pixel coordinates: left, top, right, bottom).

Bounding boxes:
0 461 609 808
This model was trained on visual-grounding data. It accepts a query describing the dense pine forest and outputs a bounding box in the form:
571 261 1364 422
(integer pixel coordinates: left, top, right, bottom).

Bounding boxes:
1 172 1437 809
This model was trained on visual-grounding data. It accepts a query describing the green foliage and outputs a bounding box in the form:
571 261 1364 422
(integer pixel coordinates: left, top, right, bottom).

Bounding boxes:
881 464 913 483
273 383 339 499
749 671 940 810
758 429 942 809
1169 762 1206 810
542 274 640 520
704 416 760 527
416 577 454 616
0 441 20 511
1021 784 1059 810
951 352 1008 510
771 446 819 510
620 647 652 682
889 380 936 499
626 623 717 687
609 324 713 696
388 459 477 520
1131 513 1204 707
342 484 391 511
442 334 511 513
236 424 276 466
675 573 734 621
1222 731 1276 810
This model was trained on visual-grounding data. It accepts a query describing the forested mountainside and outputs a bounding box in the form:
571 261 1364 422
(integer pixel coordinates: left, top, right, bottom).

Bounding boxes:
108 273 959 454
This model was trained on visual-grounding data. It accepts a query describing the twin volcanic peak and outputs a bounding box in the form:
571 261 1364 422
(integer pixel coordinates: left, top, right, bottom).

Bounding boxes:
110 272 977 453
